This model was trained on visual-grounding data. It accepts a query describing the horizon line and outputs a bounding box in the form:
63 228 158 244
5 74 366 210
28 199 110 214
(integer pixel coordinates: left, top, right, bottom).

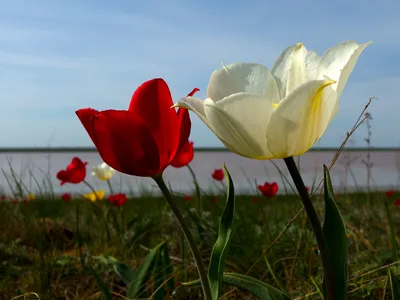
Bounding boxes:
0 146 398 153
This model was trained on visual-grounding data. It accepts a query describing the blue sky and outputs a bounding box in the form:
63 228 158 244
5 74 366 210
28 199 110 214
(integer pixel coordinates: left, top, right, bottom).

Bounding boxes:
0 0 398 148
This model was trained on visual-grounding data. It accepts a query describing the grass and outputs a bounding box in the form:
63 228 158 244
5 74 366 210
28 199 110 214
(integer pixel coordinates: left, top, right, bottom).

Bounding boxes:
1 190 400 299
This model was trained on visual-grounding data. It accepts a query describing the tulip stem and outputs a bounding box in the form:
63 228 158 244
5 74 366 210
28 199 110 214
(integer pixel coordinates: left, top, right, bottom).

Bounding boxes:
283 156 336 300
187 164 202 212
153 174 212 300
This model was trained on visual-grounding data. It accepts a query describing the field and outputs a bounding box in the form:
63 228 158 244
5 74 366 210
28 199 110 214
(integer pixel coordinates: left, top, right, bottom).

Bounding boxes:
1 185 399 299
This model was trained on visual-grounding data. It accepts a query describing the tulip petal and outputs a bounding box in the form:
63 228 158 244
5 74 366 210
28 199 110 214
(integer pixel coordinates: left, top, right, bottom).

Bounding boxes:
207 63 279 102
271 43 308 98
170 107 191 167
204 93 274 159
318 41 371 97
176 96 253 156
266 80 336 158
128 78 179 166
76 109 161 177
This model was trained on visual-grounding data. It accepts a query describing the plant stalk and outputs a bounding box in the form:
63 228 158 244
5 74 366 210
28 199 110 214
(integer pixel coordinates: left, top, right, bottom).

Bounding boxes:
153 174 212 300
284 156 336 300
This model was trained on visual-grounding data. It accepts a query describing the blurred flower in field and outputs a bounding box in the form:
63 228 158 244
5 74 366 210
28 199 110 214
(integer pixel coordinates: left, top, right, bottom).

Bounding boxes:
61 193 71 202
306 186 310 192
26 193 35 201
108 193 127 207
184 195 192 201
92 162 115 181
0 195 6 201
57 157 88 186
211 197 217 204
76 79 197 177
258 182 278 198
386 190 394 198
175 41 370 159
12 199 19 205
395 199 400 207
170 141 194 168
83 190 105 202
252 196 260 203
212 169 224 181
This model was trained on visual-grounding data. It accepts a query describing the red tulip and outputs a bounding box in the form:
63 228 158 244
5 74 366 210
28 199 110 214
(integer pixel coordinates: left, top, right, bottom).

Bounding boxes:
184 195 192 201
170 141 194 168
76 78 197 177
395 199 400 207
386 190 394 198
61 193 71 202
57 157 88 186
258 182 278 198
212 169 224 181
108 193 127 207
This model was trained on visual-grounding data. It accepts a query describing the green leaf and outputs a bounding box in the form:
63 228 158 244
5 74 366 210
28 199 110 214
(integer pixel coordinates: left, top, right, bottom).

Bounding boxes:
322 165 348 299
223 273 290 300
152 251 165 300
128 241 166 299
181 273 290 300
208 164 235 300
89 267 111 300
161 243 175 291
389 267 400 300
113 261 136 285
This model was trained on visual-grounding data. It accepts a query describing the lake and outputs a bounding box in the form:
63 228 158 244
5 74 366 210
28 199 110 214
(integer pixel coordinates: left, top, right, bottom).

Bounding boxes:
0 148 399 197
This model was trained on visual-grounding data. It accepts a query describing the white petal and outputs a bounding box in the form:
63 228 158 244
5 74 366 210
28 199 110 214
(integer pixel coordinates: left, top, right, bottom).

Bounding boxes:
175 96 246 155
317 41 371 97
207 63 278 102
271 43 308 99
266 80 336 158
305 50 320 80
204 93 274 159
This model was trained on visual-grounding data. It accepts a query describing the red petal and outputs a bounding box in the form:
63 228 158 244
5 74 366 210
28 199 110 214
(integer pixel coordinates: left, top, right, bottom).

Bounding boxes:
78 109 162 177
128 78 179 167
75 108 99 143
170 141 194 168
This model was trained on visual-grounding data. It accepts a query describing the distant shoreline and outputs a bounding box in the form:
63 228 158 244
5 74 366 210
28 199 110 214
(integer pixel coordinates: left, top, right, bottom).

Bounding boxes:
0 147 398 153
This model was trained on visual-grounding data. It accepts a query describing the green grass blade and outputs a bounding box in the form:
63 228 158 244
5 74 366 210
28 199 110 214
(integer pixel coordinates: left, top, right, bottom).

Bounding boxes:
207 164 235 300
161 243 175 291
113 261 136 285
128 240 166 299
322 165 348 299
222 273 291 300
89 267 111 300
389 267 400 300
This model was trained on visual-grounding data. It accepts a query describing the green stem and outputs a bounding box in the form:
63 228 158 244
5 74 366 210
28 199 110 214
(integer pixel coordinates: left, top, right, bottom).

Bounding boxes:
283 157 335 300
106 179 114 196
384 199 399 261
153 174 212 300
187 164 202 212
83 180 111 242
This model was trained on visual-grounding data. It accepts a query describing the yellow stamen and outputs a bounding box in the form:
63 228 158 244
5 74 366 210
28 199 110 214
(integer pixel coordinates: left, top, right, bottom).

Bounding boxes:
272 103 279 109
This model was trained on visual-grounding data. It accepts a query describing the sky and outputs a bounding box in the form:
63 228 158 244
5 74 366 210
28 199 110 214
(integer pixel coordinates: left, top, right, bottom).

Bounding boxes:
0 0 398 148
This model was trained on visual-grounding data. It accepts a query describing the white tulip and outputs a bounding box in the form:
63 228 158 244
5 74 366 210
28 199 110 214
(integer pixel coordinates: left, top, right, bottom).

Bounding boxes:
92 162 115 180
175 41 370 159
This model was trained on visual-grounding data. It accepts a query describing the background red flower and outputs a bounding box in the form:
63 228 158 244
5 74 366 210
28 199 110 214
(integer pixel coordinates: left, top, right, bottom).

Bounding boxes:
212 169 224 181
57 157 88 186
61 193 71 202
76 78 194 177
108 193 127 207
386 190 394 198
258 182 278 198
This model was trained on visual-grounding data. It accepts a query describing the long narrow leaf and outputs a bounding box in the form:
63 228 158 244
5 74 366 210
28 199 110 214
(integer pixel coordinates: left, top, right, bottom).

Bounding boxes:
389 267 400 300
181 273 290 300
208 164 235 300
322 165 348 299
128 241 166 299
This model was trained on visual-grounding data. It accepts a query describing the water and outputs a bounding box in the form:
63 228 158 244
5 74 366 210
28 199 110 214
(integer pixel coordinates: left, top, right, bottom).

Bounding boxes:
0 149 399 197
